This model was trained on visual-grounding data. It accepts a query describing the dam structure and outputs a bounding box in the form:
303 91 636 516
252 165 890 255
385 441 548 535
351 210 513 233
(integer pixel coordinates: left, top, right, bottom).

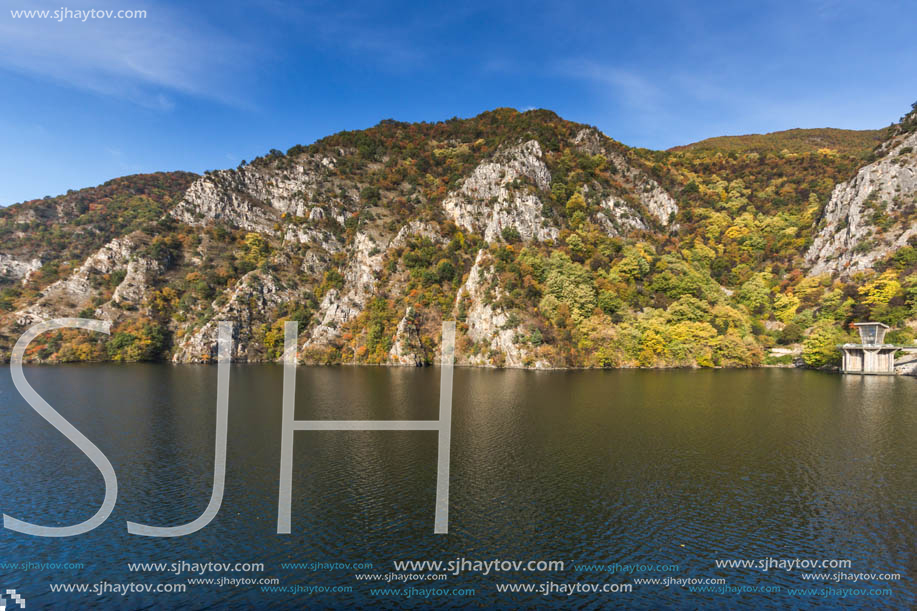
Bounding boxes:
840 322 916 375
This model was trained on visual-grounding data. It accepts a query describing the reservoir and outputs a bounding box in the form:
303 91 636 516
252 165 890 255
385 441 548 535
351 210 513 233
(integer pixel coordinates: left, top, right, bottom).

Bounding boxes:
0 366 913 609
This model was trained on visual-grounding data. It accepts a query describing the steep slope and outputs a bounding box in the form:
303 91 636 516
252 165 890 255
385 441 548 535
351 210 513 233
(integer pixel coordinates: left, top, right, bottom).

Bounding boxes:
806 108 917 275
0 110 679 365
160 111 680 363
0 172 195 288
2 105 916 369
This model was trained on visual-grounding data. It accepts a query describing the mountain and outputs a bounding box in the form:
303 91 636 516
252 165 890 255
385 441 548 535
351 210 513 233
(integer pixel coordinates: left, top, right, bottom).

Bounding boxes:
806 116 917 274
2 105 915 369
669 127 885 157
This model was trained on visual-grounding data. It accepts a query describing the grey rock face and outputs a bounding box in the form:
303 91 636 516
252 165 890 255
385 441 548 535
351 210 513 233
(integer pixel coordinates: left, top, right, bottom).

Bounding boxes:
388 306 433 366
596 195 649 236
0 254 41 284
574 128 678 228
806 130 917 275
171 269 293 363
306 230 386 346
442 140 559 242
171 154 346 233
13 235 160 327
454 249 545 368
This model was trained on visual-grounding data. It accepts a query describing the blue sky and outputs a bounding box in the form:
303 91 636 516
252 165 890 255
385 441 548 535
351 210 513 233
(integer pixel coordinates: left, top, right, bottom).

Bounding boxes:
1 0 914 206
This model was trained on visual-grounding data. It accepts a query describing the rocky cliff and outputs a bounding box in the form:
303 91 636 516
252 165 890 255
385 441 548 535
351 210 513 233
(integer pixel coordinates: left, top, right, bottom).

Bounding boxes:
1 106 915 368
806 125 917 275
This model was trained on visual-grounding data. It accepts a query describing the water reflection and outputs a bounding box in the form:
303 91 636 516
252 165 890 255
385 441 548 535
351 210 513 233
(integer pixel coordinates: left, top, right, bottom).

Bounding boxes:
0 366 912 609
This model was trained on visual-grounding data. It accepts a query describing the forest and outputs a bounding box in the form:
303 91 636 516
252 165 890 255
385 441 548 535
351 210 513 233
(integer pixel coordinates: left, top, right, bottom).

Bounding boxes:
2 106 915 370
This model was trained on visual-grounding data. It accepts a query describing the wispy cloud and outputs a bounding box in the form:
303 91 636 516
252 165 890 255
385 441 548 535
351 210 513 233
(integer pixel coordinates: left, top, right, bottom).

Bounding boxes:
0 0 256 109
257 1 484 73
246 1 425 71
105 146 141 173
554 59 663 112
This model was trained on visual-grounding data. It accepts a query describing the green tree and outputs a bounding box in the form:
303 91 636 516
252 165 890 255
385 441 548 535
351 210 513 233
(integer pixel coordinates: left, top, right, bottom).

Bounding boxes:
778 322 803 345
737 272 772 314
665 295 711 323
241 232 270 269
564 192 587 217
802 321 844 368
904 275 917 317
500 226 521 243
543 251 595 324
774 293 800 324
858 270 901 306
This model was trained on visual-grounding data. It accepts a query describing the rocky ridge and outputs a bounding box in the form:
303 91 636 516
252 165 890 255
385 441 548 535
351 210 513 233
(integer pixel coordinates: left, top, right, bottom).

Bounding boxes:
806 128 917 275
2 107 915 369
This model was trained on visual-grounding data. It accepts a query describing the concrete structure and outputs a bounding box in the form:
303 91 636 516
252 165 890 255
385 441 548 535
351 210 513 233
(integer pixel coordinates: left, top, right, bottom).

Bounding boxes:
841 322 913 375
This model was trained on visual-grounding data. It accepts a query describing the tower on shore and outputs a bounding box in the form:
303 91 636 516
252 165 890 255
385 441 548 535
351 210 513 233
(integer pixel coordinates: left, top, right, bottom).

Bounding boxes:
840 322 897 375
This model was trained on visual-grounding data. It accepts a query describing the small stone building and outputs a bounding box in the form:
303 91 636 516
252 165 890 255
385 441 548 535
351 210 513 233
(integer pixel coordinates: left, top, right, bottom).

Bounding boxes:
840 322 898 375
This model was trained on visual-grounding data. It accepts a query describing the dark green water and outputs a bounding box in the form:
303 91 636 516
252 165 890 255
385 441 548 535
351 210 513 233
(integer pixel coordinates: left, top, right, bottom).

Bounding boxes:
0 366 914 609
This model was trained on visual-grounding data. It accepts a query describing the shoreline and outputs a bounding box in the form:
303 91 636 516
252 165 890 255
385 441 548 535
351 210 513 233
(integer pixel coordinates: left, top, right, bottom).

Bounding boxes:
0 358 835 372
5 357 915 376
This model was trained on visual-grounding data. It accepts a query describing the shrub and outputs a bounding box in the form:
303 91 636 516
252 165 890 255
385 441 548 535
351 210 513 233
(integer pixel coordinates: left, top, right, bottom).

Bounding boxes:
501 226 521 243
778 322 803 345
801 321 844 368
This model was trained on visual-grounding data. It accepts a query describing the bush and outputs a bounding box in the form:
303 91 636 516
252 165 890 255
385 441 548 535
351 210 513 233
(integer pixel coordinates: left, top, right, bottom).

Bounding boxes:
802 321 844 368
764 353 794 365
360 186 381 205
435 259 456 281
778 322 803 345
501 226 521 243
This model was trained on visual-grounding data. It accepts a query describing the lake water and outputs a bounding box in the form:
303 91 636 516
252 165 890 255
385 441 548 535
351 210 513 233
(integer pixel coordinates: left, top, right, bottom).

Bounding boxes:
0 365 913 609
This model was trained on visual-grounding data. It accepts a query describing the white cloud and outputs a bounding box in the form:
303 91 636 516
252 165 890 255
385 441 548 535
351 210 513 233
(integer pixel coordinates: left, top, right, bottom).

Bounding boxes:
555 60 663 112
0 0 255 108
294 5 428 71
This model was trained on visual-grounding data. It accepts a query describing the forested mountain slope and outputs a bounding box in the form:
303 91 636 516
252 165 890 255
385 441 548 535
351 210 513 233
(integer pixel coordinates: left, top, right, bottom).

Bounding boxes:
669 127 884 157
2 105 915 369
